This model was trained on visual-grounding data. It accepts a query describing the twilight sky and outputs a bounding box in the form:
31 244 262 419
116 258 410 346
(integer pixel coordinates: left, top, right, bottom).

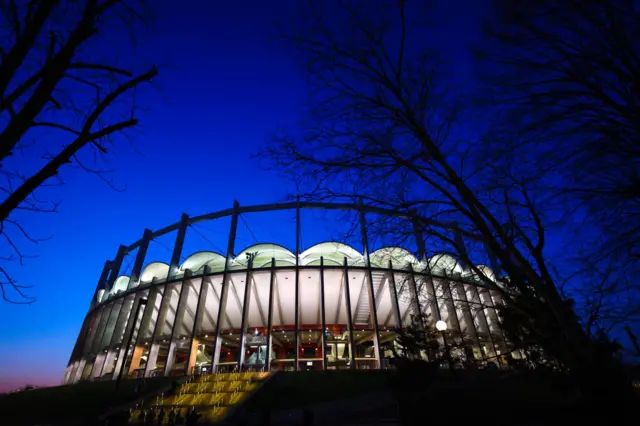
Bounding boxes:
0 0 487 391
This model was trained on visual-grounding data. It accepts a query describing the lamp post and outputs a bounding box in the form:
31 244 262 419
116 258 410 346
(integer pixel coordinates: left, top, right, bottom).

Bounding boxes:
435 320 454 372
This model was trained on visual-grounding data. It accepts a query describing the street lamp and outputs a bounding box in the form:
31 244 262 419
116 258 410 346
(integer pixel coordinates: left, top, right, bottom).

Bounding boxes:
435 320 453 372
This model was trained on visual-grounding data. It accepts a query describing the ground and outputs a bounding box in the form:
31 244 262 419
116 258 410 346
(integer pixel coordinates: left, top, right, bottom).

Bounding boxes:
1 369 637 425
0 376 173 426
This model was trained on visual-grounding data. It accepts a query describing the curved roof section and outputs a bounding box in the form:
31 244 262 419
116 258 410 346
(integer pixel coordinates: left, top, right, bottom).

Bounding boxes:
110 275 130 296
203 256 227 273
232 243 296 269
180 251 225 274
91 243 503 309
470 265 495 282
370 247 419 268
427 253 462 275
300 242 363 266
140 262 170 283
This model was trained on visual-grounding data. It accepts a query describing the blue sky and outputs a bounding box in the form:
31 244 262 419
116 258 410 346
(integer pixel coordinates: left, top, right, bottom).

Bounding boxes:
0 0 487 390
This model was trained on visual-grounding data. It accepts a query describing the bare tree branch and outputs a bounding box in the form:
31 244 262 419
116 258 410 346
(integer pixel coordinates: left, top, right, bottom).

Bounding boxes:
0 1 158 303
263 0 621 384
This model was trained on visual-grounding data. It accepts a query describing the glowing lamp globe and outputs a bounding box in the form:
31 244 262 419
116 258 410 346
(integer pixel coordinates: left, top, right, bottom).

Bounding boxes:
436 320 447 332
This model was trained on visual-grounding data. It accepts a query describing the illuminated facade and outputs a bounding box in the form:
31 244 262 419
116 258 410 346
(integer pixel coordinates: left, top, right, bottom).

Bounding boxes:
63 201 512 384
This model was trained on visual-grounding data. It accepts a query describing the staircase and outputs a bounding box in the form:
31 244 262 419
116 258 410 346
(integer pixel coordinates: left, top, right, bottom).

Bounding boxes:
128 371 271 424
353 271 386 326
353 285 370 326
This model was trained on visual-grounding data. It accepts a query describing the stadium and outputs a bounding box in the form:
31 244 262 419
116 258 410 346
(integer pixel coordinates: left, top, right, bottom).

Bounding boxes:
63 201 513 384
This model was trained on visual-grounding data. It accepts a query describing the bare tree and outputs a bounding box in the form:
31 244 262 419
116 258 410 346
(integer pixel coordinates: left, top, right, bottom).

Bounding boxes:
478 0 640 346
567 258 640 349
0 0 158 303
480 0 640 262
263 0 631 398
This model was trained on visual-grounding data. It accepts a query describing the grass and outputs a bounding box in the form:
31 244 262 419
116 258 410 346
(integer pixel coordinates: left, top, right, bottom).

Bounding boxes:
0 376 173 425
0 371 391 425
242 370 391 412
3 369 634 425
242 369 571 414
240 369 601 423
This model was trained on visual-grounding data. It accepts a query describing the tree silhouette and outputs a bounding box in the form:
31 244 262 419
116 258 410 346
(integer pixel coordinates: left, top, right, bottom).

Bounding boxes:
0 0 158 303
264 0 633 400
479 0 640 351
